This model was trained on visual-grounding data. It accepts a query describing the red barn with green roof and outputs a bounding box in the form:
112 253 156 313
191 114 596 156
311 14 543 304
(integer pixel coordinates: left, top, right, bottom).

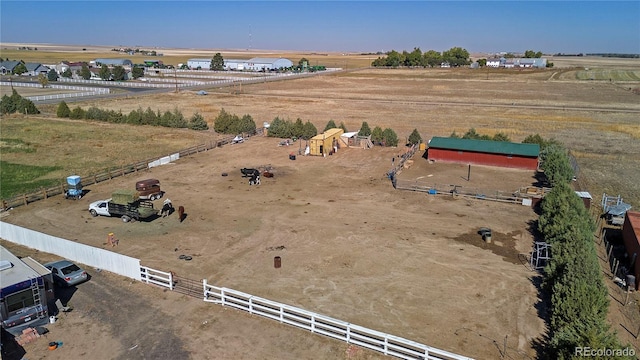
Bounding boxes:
427 137 540 170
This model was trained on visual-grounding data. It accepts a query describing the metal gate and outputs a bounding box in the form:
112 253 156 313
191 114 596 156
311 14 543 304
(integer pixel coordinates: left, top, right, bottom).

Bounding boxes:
172 275 203 298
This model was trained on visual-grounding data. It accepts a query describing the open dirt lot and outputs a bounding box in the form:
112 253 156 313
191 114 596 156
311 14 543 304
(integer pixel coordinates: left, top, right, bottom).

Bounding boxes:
2 136 546 359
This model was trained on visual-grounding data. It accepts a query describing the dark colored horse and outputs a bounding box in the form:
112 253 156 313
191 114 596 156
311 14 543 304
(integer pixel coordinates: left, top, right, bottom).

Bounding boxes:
178 206 185 222
241 168 260 178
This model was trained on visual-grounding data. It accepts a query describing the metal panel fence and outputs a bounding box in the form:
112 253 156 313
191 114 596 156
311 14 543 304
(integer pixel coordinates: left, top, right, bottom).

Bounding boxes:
394 180 542 205
201 280 472 360
0 222 141 280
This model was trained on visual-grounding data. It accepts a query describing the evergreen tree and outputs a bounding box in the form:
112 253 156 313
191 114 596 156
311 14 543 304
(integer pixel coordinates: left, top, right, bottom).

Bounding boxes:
291 118 305 139
358 121 372 136
99 64 111 80
339 122 348 133
112 65 126 81
80 64 91 80
132 65 144 79
323 119 337 132
301 121 317 140
47 69 58 82
237 114 256 133
371 126 384 143
189 112 209 130
408 129 422 145
56 101 70 118
382 128 399 147
492 132 510 142
69 106 86 119
211 53 224 71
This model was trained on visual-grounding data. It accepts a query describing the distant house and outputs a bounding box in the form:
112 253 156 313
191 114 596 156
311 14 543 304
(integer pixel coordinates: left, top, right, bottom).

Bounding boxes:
486 58 503 68
24 62 50 76
517 58 547 68
0 60 22 75
485 57 546 69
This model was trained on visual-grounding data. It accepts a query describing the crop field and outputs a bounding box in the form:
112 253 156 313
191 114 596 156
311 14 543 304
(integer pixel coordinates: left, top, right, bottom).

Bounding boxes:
1 46 640 359
573 69 640 81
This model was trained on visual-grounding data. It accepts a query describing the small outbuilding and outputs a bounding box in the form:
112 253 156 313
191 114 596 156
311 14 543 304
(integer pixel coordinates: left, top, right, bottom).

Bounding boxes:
622 211 640 290
246 57 293 71
427 137 540 170
187 58 211 70
309 128 344 156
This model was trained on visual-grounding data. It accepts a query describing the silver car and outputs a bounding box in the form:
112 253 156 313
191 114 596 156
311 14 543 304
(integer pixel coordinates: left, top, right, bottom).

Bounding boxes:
44 260 88 286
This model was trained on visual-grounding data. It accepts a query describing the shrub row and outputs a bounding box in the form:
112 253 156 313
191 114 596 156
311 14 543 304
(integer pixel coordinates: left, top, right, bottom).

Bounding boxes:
56 101 208 130
0 89 40 115
537 142 628 358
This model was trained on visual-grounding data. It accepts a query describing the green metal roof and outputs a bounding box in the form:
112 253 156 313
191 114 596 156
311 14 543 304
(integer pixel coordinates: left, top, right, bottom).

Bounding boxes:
428 137 540 157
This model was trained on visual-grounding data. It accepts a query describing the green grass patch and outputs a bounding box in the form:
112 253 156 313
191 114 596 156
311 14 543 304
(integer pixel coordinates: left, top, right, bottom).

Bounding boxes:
0 161 63 199
0 138 36 153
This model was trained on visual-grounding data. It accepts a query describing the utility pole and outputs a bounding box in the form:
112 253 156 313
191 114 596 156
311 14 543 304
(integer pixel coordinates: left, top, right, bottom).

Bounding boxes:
174 68 178 93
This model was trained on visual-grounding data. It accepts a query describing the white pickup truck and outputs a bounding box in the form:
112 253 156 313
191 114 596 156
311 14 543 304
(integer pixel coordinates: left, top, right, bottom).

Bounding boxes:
89 198 157 222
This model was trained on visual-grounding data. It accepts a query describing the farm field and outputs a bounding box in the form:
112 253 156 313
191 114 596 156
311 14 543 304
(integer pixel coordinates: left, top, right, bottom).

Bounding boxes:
1 47 640 359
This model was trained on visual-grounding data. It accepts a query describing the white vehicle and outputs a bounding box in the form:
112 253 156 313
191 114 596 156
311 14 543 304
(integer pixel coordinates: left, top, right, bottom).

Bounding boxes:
89 199 111 217
88 198 157 222
232 135 244 144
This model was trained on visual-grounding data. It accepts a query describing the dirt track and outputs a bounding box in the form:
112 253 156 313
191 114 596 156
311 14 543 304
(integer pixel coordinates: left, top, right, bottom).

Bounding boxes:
1 135 546 359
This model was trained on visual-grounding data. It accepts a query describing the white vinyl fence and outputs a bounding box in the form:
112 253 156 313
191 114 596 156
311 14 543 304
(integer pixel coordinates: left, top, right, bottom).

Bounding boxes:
0 222 141 280
202 280 473 360
140 266 173 290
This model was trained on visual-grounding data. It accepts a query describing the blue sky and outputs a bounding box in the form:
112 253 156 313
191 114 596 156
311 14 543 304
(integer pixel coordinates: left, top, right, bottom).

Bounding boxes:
1 1 639 54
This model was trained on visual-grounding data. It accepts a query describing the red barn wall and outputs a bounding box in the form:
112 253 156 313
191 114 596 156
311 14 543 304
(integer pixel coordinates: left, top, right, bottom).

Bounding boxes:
428 149 538 170
622 211 640 290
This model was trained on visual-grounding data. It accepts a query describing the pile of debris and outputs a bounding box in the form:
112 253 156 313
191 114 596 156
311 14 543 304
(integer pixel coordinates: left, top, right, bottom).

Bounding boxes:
14 327 44 346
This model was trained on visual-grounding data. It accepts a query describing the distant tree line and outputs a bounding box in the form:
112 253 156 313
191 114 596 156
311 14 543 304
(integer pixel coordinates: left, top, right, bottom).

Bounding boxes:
213 110 407 147
213 108 257 134
55 101 208 130
587 53 640 59
0 89 40 115
449 128 511 142
372 47 471 68
535 137 630 358
357 121 401 147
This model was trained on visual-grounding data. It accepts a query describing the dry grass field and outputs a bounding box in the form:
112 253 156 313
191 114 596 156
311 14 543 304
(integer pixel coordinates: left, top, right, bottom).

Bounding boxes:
1 45 640 360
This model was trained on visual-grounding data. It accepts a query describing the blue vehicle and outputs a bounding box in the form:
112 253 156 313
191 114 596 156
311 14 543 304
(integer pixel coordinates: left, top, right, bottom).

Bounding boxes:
64 175 84 200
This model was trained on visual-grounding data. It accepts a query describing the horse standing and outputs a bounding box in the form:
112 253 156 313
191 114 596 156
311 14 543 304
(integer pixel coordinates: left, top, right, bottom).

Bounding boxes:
178 205 185 223
160 199 174 217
